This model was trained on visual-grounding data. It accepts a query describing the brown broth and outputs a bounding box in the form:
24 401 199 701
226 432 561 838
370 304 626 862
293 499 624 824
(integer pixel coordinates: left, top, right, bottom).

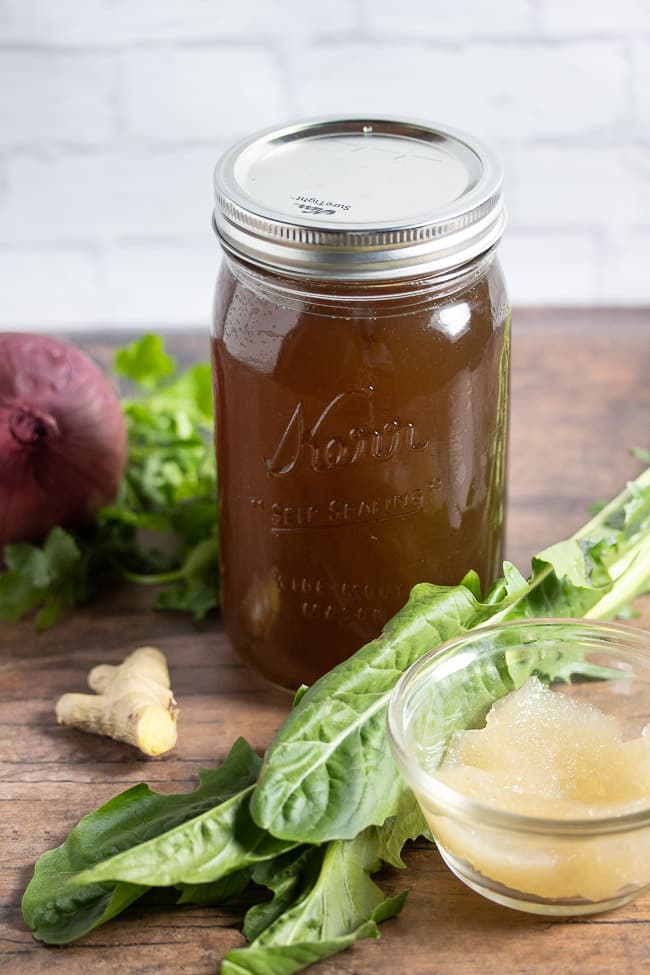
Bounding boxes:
212 254 510 688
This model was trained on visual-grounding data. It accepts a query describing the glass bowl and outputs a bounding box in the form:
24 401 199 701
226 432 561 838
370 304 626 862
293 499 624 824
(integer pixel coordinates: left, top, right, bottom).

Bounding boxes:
386 618 650 916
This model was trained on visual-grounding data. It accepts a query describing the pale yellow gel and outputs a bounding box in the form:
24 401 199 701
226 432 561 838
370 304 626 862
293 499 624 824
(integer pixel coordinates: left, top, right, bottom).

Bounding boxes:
425 678 650 902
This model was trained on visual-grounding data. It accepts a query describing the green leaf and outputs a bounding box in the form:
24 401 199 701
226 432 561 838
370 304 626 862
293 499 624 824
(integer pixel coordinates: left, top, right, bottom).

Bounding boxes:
0 569 46 622
5 543 52 588
0 528 83 625
150 539 220 619
243 847 317 943
113 334 176 390
143 363 214 428
35 593 62 631
171 500 218 547
5 526 81 586
223 828 408 975
179 537 219 579
176 868 253 906
77 772 294 889
372 789 430 869
97 506 174 532
43 526 83 575
22 739 261 944
250 580 498 843
222 928 381 975
292 685 309 709
154 578 219 620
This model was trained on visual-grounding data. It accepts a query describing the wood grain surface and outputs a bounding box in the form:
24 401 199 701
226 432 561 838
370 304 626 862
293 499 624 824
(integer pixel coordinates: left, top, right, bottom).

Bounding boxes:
1 310 649 975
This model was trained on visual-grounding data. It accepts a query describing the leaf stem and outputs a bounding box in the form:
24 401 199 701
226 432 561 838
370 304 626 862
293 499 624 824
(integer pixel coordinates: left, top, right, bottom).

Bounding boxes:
573 467 650 540
489 468 650 627
121 568 184 585
585 537 650 620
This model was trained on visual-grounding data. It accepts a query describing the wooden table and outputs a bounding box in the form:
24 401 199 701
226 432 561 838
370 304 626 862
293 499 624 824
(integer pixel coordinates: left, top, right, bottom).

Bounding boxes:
2 310 649 975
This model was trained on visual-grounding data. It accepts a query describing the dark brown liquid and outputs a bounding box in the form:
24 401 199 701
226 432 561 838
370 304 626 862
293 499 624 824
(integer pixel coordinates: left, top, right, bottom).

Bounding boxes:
212 254 510 688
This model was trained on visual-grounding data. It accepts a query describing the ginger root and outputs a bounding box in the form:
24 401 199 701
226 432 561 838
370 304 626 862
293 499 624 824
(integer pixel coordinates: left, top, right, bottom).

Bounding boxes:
56 646 179 757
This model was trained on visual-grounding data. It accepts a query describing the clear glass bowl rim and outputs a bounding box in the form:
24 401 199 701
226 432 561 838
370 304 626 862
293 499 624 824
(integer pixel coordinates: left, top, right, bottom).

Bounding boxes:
386 617 650 837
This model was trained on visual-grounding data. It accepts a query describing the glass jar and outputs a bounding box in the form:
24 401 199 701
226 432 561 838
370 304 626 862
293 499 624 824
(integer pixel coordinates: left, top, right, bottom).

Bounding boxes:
212 117 510 689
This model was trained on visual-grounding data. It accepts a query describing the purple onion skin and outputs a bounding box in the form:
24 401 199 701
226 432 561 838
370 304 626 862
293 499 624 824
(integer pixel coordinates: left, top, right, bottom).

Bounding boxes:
0 333 128 548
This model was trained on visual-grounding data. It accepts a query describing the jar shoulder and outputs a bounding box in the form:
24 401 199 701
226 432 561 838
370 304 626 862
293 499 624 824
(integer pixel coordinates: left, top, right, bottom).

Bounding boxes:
213 251 509 341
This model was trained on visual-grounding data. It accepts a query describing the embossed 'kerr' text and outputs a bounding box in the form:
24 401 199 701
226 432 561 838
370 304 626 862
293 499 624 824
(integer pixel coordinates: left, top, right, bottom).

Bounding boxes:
265 388 428 476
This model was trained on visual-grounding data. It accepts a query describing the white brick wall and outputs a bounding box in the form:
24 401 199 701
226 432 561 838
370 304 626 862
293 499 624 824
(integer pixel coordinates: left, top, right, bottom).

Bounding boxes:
123 48 287 144
364 0 535 37
290 41 628 141
0 0 648 330
0 52 118 147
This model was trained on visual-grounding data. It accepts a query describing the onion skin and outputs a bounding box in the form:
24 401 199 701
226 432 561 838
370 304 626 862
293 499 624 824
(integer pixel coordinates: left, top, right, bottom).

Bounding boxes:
0 333 128 548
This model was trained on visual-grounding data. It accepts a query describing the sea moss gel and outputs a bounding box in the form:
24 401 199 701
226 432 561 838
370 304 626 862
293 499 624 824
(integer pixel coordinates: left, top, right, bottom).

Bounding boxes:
432 678 650 903
211 117 510 688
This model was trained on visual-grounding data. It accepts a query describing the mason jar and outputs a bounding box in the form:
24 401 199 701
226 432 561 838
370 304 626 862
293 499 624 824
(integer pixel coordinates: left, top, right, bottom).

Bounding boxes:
211 117 510 689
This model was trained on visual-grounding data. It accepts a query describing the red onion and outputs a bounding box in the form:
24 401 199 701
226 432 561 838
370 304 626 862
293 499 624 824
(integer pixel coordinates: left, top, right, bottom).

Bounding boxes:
0 333 127 548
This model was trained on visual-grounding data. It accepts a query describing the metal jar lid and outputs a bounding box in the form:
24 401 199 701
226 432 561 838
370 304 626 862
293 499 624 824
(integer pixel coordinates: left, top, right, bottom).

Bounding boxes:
213 116 505 281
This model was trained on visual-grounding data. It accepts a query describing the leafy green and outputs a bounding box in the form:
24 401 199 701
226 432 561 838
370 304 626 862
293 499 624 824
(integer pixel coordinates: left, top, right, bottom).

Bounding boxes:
22 738 261 944
251 468 650 843
113 333 176 389
0 527 82 629
154 576 218 620
242 848 317 943
176 869 253 906
222 798 421 975
222 834 403 975
251 581 499 843
78 783 293 888
21 464 650 974
0 335 219 627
